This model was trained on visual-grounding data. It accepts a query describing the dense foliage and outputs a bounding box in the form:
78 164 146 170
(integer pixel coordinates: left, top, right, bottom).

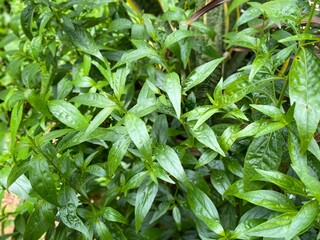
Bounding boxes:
1 0 320 239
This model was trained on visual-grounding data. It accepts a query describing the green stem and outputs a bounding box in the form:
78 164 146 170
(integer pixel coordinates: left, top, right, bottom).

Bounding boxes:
276 77 289 108
302 0 319 43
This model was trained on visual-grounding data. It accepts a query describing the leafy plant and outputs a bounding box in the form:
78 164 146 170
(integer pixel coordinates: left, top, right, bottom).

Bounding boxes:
1 0 320 239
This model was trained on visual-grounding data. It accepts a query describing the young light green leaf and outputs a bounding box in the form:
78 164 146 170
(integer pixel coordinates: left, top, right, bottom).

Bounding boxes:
279 33 320 43
48 100 89 130
85 106 115 135
154 144 190 186
285 200 318 240
228 0 250 15
108 18 133 31
235 190 296 212
163 30 199 49
29 154 59 206
255 169 307 197
247 212 295 238
289 47 320 153
24 203 55 240
70 93 116 108
113 48 156 69
135 181 158 232
125 112 152 162
163 72 181 118
182 57 225 93
107 136 131 177
7 161 29 188
187 187 224 235
172 206 181 230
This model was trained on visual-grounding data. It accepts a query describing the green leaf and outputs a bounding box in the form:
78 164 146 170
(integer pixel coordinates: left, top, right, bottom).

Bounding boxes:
250 104 286 122
154 144 190 186
111 67 130 101
7 161 29 188
62 16 103 60
182 57 225 93
108 18 133 31
24 89 51 117
195 149 218 169
255 169 307 197
48 100 89 130
247 212 295 238
24 203 55 240
285 200 318 240
125 112 152 163
228 0 250 15
187 187 224 235
70 93 115 108
289 47 320 152
95 220 113 240
29 154 59 206
279 33 320 43
122 171 148 192
188 122 225 156
288 131 320 201
107 136 131 177
58 204 91 239
235 190 296 212
249 54 266 81
243 133 283 191
10 101 23 149
163 30 199 49
210 169 231 196
163 72 181 118
232 219 264 239
85 106 115 135
21 4 35 40
135 181 158 232
103 207 128 224
172 206 181 230
113 48 156 69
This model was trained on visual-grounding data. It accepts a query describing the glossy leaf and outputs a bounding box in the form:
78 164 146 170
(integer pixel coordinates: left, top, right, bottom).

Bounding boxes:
255 169 307 197
85 106 115 134
285 200 318 240
48 100 89 130
24 203 55 240
182 57 225 93
29 154 59 206
163 30 199 48
243 132 283 191
10 101 23 149
107 136 131 177
103 207 128 224
135 181 158 232
24 89 51 117
289 47 320 152
154 144 190 186
188 122 225 156
21 4 35 40
250 104 286 122
247 213 295 238
95 220 113 240
163 72 181 118
70 93 115 108
125 112 152 162
113 48 156 69
187 187 224 235
235 190 296 212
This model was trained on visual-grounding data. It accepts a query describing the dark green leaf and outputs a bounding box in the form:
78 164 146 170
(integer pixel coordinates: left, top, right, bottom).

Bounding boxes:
21 4 35 40
48 100 89 130
163 72 181 118
163 30 199 49
154 144 190 186
135 181 158 232
187 187 224 235
29 154 59 206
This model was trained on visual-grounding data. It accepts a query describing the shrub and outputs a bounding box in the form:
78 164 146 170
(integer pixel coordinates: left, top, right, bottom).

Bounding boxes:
1 0 320 239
